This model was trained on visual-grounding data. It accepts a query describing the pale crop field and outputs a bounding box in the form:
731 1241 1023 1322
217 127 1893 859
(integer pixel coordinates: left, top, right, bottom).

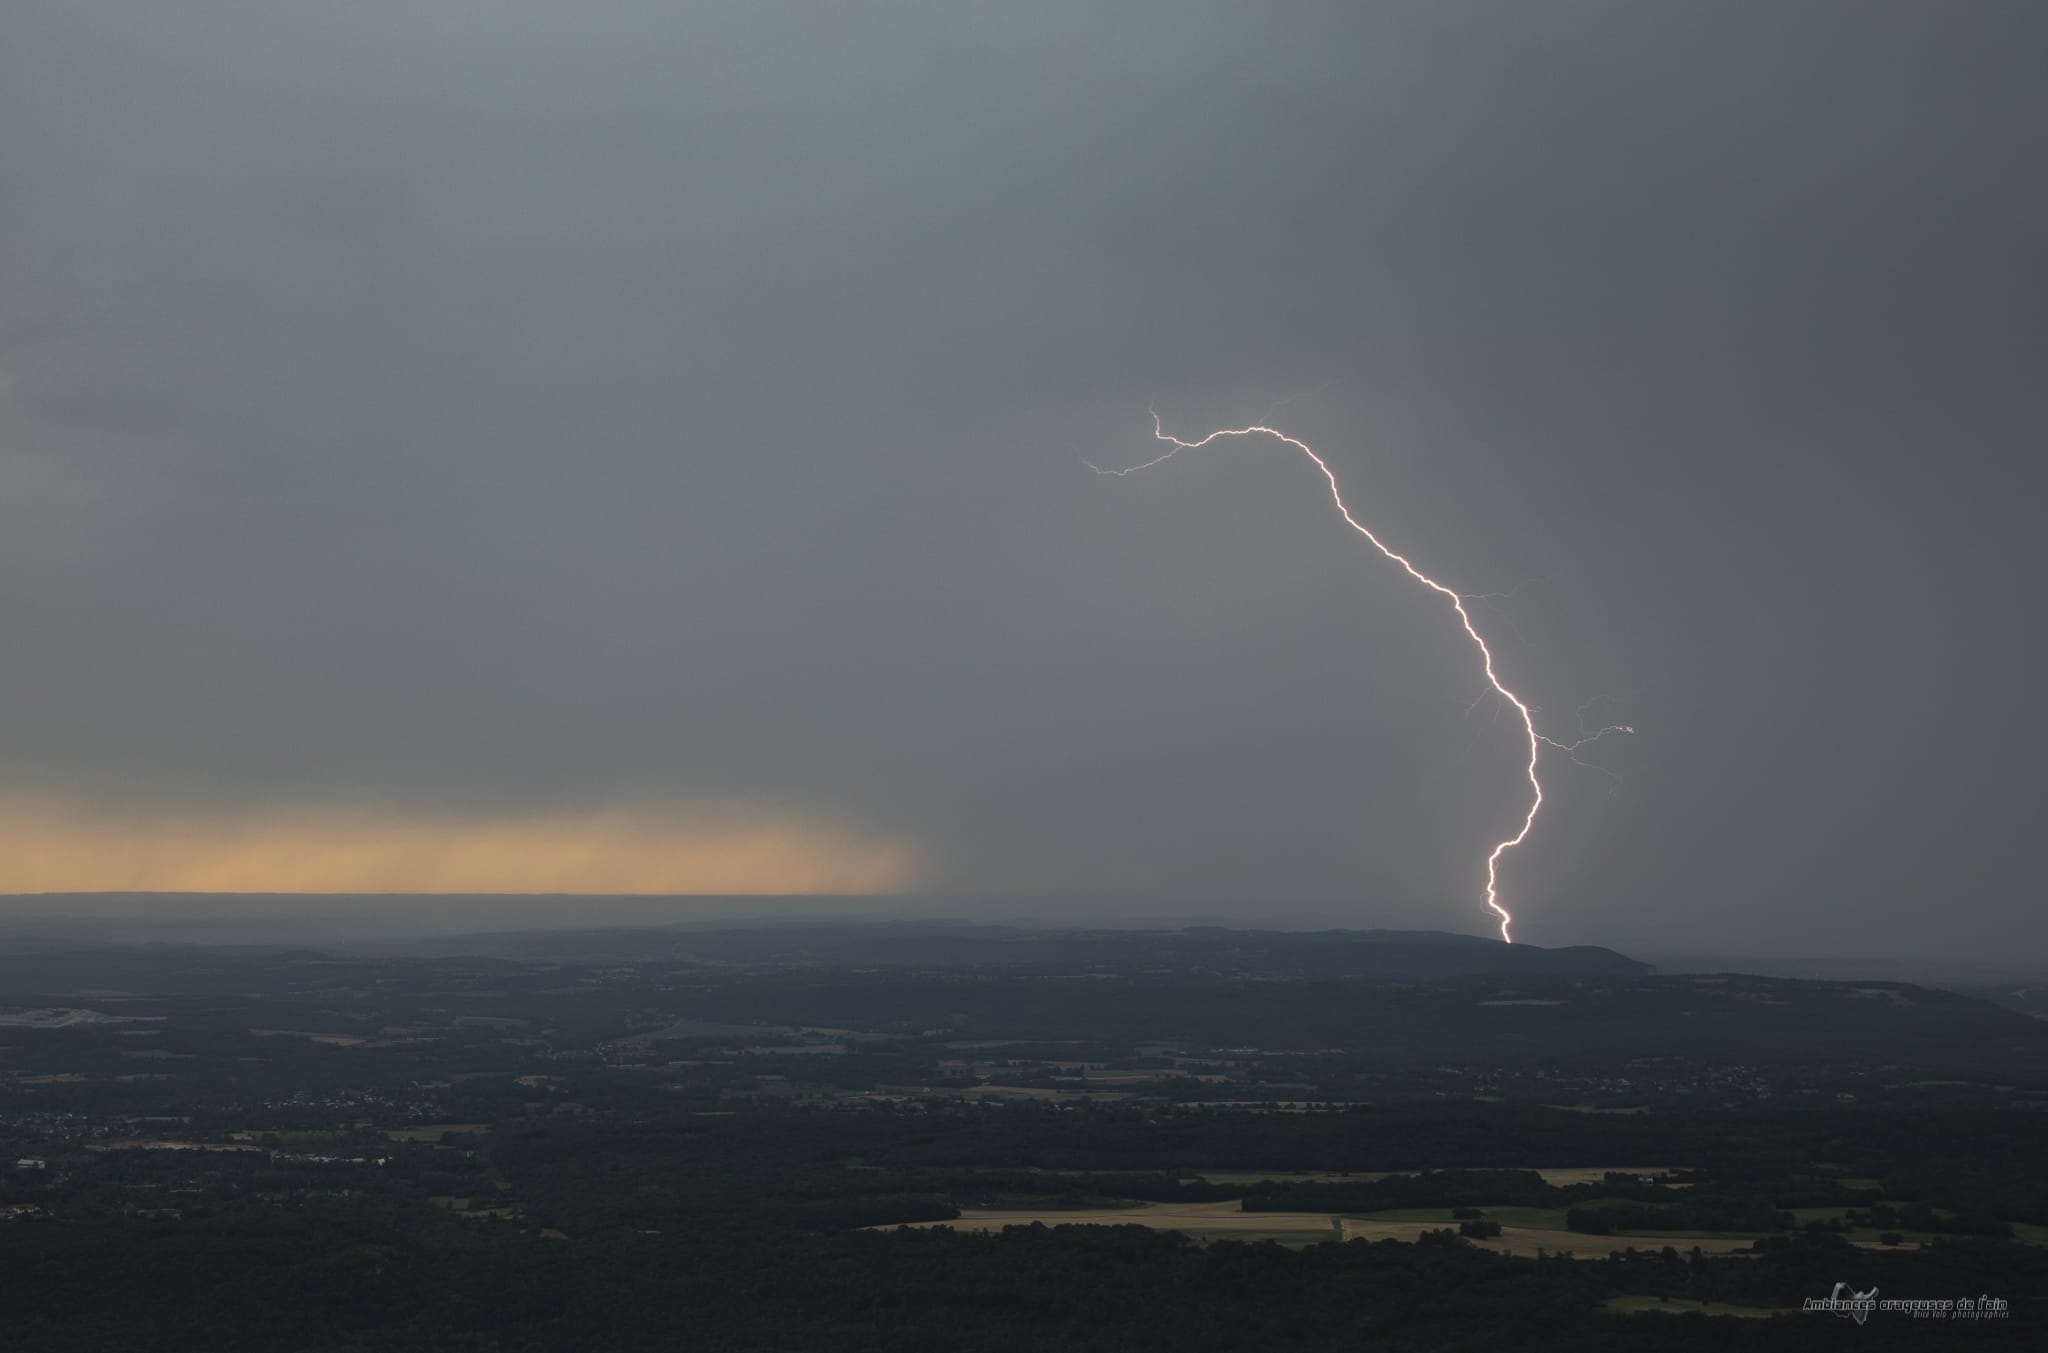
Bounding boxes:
880 1198 1766 1258
886 1199 1340 1242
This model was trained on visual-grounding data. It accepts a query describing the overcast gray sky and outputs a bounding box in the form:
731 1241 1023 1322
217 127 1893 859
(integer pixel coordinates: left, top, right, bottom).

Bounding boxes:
2 1 2042 956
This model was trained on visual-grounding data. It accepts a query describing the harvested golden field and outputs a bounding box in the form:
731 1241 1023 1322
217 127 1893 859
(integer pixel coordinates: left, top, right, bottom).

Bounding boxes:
1531 1166 1675 1187
884 1199 1340 1243
882 1198 1762 1259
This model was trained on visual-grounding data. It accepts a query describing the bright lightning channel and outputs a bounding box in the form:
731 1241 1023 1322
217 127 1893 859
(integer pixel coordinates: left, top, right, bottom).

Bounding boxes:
1085 410 1631 944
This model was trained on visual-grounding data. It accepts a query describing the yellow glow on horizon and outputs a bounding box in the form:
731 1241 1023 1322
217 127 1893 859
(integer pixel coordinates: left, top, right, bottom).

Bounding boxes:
0 794 922 895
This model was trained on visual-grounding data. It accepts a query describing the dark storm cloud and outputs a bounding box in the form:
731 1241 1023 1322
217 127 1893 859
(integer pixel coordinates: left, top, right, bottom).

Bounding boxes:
2 2 2042 954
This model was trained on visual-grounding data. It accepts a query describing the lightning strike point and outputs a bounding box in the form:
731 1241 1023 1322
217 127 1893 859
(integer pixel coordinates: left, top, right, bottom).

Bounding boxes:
1088 410 1631 943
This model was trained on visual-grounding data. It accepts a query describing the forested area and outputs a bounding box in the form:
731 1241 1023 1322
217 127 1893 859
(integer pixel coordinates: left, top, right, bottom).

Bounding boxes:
4 1195 2043 1351
4 1101 2045 1349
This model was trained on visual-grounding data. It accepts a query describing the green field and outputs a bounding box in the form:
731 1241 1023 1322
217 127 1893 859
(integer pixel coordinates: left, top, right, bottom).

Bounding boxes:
385 1123 490 1142
1786 1206 1948 1247
1353 1207 1459 1223
1786 1206 1854 1222
1353 1200 1778 1245
1351 1205 1570 1229
1180 1225 1342 1248
1354 1198 1643 1232
1357 1199 2046 1250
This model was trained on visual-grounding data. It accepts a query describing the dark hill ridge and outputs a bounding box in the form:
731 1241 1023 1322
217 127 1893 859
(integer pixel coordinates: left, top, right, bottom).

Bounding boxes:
363 922 1653 980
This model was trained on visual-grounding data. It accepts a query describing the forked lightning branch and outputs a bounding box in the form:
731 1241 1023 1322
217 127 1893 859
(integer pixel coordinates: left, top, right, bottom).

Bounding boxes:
1086 410 1631 943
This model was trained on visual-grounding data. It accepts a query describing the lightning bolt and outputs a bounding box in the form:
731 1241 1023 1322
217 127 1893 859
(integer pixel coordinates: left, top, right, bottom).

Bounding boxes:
1084 409 1631 943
